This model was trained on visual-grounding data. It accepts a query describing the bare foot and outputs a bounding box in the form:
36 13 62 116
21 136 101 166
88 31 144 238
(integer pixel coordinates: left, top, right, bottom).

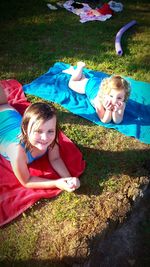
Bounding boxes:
77 61 86 68
62 66 74 74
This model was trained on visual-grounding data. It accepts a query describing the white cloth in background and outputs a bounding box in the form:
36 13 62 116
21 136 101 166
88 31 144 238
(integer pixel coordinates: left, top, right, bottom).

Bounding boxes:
63 1 123 23
63 0 113 23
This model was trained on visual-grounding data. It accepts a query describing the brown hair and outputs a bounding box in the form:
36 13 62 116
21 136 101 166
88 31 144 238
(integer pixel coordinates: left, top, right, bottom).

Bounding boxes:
20 102 59 151
98 75 131 102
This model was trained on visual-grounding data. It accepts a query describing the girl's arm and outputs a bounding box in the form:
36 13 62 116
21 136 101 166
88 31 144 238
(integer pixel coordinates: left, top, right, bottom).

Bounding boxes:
48 143 71 177
7 143 79 192
112 102 126 124
95 98 112 123
48 143 80 190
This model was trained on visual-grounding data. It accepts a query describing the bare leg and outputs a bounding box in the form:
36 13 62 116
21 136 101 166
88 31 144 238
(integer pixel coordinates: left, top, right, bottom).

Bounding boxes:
62 66 75 75
0 86 8 104
67 62 88 94
62 61 86 77
70 61 86 81
62 62 88 94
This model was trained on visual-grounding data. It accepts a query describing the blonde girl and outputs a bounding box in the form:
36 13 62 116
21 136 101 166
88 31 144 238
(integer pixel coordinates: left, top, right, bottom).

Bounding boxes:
63 61 131 124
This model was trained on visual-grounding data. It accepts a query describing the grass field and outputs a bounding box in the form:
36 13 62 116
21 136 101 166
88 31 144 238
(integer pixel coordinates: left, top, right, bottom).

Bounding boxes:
0 0 150 266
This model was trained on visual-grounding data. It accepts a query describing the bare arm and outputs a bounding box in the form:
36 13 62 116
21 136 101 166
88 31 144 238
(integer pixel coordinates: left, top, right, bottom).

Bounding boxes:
112 102 126 124
48 143 71 177
97 107 112 123
95 96 126 124
7 143 80 192
48 143 80 190
95 98 112 124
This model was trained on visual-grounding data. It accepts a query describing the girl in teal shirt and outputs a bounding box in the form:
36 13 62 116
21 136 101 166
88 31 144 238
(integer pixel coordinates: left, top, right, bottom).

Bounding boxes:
0 86 80 192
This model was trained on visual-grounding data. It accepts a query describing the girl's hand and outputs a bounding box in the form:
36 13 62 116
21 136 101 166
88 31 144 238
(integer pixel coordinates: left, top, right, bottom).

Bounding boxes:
113 101 124 112
103 96 113 111
55 177 80 192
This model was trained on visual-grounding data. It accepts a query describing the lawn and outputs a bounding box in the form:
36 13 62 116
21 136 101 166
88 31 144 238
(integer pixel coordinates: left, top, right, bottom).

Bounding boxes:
0 0 150 266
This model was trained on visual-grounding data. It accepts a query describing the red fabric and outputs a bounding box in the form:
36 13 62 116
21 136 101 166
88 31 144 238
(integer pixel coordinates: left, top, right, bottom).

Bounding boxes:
97 3 113 15
0 79 85 227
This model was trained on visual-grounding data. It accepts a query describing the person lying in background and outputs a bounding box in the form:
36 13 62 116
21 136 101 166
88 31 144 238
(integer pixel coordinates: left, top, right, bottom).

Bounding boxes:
63 61 131 124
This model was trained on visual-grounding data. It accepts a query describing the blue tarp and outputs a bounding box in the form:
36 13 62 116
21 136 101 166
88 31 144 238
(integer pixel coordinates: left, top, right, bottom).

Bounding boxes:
23 62 150 144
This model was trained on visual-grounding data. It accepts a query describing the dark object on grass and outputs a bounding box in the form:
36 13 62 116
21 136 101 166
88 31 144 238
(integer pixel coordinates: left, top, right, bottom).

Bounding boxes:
71 2 84 9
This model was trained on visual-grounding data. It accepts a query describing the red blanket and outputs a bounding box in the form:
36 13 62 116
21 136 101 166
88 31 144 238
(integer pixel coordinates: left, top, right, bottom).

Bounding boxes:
0 80 85 227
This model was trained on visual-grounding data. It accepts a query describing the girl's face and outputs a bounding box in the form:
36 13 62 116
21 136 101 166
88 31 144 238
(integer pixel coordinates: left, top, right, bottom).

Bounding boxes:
108 88 125 105
27 116 57 151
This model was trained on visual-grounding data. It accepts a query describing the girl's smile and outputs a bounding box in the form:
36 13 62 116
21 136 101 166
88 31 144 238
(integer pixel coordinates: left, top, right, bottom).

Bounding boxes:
27 117 57 151
108 88 125 105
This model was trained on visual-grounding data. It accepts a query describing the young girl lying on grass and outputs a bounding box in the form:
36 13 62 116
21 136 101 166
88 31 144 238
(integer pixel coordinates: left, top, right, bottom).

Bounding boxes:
0 87 80 192
63 62 131 124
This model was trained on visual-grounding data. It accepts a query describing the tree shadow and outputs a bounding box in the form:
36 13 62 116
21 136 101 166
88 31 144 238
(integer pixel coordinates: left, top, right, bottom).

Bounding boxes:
83 184 150 267
0 0 49 23
2 184 150 267
76 144 150 196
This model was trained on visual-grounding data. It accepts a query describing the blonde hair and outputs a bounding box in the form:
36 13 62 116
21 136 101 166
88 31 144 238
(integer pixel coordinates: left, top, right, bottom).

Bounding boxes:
20 102 59 151
98 75 131 102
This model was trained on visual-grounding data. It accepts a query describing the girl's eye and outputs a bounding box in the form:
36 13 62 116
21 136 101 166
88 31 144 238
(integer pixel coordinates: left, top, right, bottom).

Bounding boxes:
34 129 42 134
48 130 54 134
34 129 55 134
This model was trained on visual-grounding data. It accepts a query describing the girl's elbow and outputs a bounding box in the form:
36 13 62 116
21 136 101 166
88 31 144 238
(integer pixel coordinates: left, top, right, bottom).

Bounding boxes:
113 118 123 124
49 156 60 166
22 181 31 188
17 175 30 188
101 117 111 124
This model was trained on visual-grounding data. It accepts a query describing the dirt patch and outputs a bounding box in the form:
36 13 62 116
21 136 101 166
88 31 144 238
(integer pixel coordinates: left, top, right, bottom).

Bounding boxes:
73 176 150 267
0 162 150 267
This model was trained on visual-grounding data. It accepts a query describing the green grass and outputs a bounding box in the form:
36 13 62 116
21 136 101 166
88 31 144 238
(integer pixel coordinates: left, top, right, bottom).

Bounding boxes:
0 0 150 266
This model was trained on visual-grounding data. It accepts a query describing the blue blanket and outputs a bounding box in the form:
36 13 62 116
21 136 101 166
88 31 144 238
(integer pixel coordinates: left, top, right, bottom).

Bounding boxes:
23 62 150 144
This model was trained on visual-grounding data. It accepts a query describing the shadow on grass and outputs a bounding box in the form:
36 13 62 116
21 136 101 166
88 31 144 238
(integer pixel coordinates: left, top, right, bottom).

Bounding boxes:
0 0 48 23
2 184 150 267
0 259 71 267
82 184 150 267
76 144 150 195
